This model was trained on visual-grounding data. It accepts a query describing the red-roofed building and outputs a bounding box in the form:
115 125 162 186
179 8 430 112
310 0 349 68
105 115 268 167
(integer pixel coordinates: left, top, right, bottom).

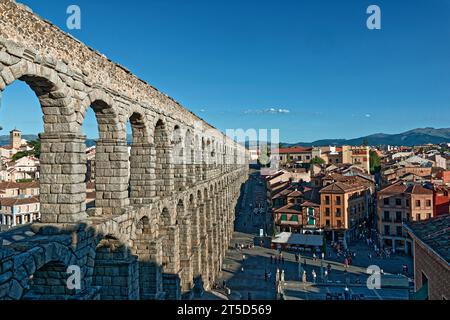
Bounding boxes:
272 147 321 166
434 186 450 217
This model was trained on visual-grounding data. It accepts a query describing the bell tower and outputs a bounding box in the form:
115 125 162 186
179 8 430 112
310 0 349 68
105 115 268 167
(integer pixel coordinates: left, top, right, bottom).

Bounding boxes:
10 129 22 149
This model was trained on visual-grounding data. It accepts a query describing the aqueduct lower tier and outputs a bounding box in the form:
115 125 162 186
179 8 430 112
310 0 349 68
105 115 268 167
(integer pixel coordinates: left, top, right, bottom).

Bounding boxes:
0 0 249 299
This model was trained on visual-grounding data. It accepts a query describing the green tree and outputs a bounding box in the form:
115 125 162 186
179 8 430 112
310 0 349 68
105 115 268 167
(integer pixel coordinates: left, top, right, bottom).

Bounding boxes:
310 156 325 166
369 150 381 174
11 140 41 161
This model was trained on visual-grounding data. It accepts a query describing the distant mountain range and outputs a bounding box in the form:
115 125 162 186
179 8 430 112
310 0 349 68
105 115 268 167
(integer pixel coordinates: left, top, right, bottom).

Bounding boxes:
244 128 450 148
1 128 449 148
0 134 132 147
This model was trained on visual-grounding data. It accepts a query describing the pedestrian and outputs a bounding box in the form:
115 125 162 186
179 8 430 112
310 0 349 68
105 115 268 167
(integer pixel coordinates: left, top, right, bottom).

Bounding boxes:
313 253 316 261
312 269 317 283
344 258 348 268
324 270 328 281
303 258 307 268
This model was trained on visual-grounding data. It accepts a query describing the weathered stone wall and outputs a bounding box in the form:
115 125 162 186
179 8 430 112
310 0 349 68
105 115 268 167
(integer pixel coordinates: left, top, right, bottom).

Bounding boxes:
0 0 249 300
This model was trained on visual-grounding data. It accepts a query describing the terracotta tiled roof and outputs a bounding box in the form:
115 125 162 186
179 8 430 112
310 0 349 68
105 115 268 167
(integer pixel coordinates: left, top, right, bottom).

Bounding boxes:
378 182 409 195
275 147 313 154
274 203 303 214
287 190 303 197
0 196 39 206
406 184 433 195
0 181 39 190
319 181 364 194
404 215 450 263
300 200 320 207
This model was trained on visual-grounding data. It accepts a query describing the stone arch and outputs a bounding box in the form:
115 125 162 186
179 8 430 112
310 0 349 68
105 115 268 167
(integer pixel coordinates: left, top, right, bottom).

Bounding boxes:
154 119 174 198
159 206 181 300
131 215 163 300
185 129 195 187
177 199 193 294
92 234 139 300
0 57 87 223
173 125 186 191
16 243 80 300
0 58 76 132
81 93 129 215
127 111 154 205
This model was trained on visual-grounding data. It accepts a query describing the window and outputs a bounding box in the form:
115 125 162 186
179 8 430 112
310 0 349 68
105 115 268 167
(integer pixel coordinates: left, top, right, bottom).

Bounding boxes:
290 215 298 222
335 208 341 217
325 208 330 216
396 198 402 206
384 211 390 221
416 214 421 221
325 196 330 205
415 200 421 207
325 219 330 227
335 196 341 205
383 198 389 205
384 225 390 236
427 213 431 219
336 220 342 228
426 200 431 207
280 214 287 221
396 211 402 222
396 226 403 237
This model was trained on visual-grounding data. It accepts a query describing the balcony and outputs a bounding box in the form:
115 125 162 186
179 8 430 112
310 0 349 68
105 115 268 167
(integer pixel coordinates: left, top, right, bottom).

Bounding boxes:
382 218 393 223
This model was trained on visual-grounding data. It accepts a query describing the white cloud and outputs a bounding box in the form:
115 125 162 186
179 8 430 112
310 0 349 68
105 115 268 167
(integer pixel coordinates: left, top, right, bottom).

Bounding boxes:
244 107 291 115
365 114 371 118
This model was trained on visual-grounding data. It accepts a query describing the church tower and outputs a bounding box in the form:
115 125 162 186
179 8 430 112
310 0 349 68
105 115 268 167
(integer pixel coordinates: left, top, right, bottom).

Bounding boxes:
10 129 22 149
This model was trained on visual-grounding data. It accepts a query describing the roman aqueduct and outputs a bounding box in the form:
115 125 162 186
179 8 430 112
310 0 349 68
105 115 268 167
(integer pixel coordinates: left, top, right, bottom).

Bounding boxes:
0 0 249 299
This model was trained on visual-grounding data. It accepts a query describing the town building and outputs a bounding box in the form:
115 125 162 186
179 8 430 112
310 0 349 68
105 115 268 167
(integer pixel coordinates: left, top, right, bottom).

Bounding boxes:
342 145 370 174
272 185 321 233
0 196 40 229
319 181 369 247
377 182 434 254
272 147 321 166
434 186 450 217
404 215 450 300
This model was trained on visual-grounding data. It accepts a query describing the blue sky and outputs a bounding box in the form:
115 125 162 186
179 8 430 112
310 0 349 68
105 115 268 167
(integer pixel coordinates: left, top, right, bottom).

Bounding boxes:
1 0 450 143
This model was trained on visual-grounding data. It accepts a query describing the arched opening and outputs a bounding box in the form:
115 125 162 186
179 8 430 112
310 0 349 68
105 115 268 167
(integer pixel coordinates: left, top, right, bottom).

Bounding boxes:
185 130 195 187
0 77 53 228
159 207 181 299
23 261 73 300
127 112 153 205
133 215 163 300
177 199 193 294
92 236 139 300
154 120 173 198
173 125 186 191
82 99 128 215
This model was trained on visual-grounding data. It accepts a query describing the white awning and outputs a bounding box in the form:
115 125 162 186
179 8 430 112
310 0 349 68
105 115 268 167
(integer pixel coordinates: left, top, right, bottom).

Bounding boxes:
272 232 323 246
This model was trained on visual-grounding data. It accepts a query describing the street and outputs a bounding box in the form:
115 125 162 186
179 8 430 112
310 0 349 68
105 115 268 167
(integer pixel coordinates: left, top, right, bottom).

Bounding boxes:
213 169 414 300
